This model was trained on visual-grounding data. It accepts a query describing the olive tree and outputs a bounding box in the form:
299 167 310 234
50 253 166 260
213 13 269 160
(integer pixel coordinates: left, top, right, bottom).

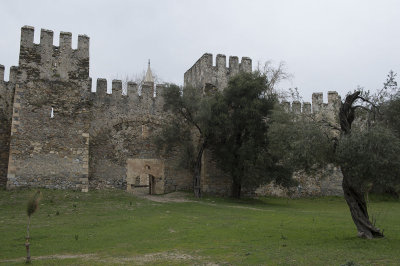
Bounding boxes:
269 72 400 239
208 71 295 198
155 84 214 198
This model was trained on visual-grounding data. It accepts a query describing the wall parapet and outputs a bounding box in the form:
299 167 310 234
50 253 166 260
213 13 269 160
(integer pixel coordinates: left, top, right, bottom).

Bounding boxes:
282 91 341 115
90 78 166 115
9 66 18 84
19 25 90 81
1 25 349 196
20 26 89 57
184 53 252 91
0 65 19 84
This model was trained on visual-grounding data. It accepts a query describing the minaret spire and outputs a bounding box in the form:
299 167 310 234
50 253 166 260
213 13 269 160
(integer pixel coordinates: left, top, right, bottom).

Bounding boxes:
144 59 154 84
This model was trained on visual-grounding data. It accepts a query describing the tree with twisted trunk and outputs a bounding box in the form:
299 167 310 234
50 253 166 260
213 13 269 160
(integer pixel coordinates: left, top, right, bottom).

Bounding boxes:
269 73 400 239
338 91 384 239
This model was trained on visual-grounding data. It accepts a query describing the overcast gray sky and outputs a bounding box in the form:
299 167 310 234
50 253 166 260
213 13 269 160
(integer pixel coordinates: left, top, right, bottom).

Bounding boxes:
1 0 400 101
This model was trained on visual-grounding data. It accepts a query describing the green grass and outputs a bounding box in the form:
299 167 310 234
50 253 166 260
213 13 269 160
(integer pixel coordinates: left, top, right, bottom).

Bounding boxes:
0 189 399 265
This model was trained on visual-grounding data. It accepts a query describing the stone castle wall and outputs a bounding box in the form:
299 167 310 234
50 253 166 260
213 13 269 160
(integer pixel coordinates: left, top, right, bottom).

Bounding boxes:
184 53 252 91
184 55 344 197
256 164 343 197
202 91 344 197
0 65 16 187
257 92 344 197
282 91 341 120
184 53 254 195
88 80 191 192
0 25 343 197
6 26 92 190
1 26 192 193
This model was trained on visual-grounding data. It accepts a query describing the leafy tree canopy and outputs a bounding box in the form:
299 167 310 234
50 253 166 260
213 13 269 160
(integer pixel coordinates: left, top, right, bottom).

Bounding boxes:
268 71 400 238
155 83 214 197
208 71 293 198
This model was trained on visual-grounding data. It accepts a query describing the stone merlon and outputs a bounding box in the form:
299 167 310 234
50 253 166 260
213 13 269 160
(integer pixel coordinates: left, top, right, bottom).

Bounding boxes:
184 53 252 91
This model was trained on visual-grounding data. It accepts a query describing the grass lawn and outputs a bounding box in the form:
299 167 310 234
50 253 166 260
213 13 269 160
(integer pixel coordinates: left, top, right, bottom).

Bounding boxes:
0 189 399 265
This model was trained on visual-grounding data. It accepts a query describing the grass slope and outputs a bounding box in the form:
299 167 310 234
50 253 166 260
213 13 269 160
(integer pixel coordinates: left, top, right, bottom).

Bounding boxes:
0 189 399 265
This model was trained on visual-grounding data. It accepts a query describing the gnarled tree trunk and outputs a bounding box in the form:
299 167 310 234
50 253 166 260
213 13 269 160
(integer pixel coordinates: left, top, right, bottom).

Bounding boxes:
341 168 383 239
339 91 384 239
193 141 206 198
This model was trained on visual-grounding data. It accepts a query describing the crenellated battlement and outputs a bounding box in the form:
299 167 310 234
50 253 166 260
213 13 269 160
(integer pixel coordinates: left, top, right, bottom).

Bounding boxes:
0 65 16 115
95 78 108 96
9 66 18 83
184 53 252 91
0 65 19 84
0 65 17 97
1 25 346 196
20 26 89 56
111 79 122 97
282 91 341 118
89 78 166 115
312 91 341 113
92 78 163 97
127 81 137 95
19 26 90 81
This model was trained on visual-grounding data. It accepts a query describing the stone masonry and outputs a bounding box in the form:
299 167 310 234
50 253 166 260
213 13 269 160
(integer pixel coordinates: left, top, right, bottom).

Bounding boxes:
0 26 343 196
183 53 343 197
0 65 16 187
258 92 344 197
184 53 252 92
6 26 91 191
1 26 192 193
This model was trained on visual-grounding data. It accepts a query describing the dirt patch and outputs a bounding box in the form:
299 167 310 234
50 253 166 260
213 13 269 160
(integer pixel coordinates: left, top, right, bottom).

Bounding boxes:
132 191 194 203
225 204 275 212
0 253 95 263
0 251 217 265
133 191 274 212
97 251 205 264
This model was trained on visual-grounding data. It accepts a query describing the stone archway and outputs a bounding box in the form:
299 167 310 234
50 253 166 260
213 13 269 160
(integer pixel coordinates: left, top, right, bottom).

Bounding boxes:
126 159 164 195
88 116 162 190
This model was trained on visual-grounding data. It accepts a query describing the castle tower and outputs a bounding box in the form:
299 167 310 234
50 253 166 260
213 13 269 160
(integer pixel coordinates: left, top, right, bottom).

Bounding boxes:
184 53 252 91
0 64 16 187
6 26 91 191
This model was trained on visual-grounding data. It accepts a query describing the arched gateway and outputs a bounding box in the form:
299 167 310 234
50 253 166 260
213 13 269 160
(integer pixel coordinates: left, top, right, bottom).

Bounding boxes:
126 158 164 195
